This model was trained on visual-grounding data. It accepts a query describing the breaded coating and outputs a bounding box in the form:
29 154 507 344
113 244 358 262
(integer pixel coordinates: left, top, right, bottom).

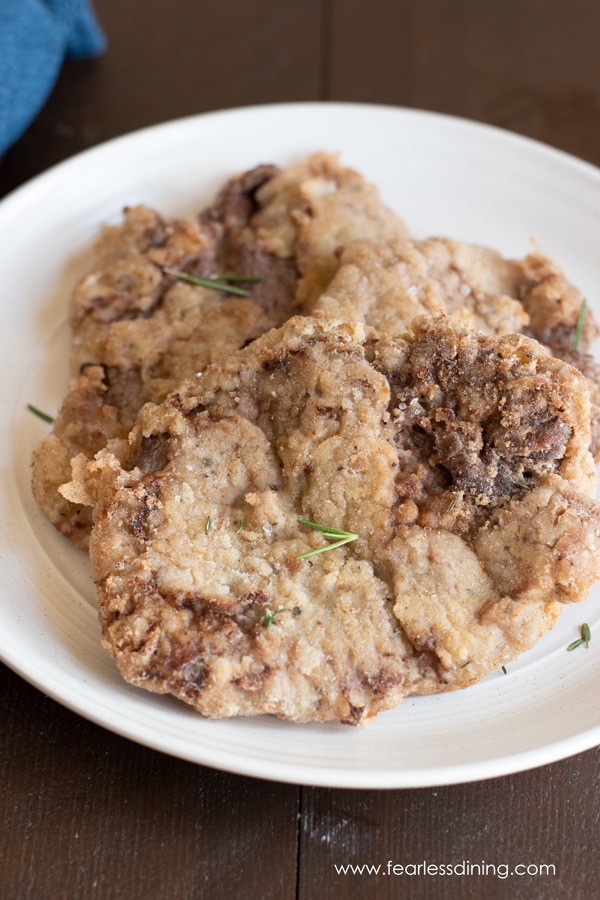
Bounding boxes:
312 237 529 335
518 250 598 349
313 236 600 453
252 152 410 307
63 316 600 725
33 154 408 548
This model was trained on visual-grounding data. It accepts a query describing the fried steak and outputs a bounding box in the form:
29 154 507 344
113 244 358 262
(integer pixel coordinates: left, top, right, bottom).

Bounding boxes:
313 236 600 454
62 315 600 724
32 153 408 548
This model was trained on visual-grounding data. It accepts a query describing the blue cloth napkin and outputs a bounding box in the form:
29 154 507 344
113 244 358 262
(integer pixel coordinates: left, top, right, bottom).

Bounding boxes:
0 0 106 157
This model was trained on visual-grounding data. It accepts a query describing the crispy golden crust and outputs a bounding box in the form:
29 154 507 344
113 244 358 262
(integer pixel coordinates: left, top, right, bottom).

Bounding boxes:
313 236 600 455
314 236 596 346
33 154 408 548
517 250 598 349
312 237 528 335
252 151 410 308
64 316 600 724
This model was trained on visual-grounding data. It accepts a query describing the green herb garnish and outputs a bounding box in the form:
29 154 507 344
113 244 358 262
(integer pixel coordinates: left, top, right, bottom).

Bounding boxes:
263 608 291 629
163 267 260 297
296 518 359 559
573 298 587 351
236 518 244 534
513 479 532 490
567 622 591 651
447 497 457 512
205 515 212 534
27 404 54 424
214 273 262 283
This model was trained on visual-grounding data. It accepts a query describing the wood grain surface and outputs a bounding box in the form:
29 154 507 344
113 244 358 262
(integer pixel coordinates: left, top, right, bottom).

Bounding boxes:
1 2 600 898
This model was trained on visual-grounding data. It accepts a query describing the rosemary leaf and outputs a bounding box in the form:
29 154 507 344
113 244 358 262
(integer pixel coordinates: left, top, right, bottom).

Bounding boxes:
296 518 358 559
573 297 587 351
582 622 591 648
163 267 252 297
297 518 357 538
567 638 584 652
297 536 357 560
263 608 290 629
27 404 54 424
215 273 262 283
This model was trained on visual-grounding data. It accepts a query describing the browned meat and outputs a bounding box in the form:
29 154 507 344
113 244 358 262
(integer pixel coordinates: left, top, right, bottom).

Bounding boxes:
313 236 600 455
62 315 600 724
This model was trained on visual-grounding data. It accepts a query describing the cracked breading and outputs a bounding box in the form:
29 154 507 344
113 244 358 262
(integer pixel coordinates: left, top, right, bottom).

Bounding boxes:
252 152 410 308
32 153 408 548
312 235 600 454
63 315 600 725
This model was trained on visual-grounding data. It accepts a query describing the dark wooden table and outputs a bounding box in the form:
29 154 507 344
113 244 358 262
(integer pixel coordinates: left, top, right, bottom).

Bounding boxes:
2 3 600 898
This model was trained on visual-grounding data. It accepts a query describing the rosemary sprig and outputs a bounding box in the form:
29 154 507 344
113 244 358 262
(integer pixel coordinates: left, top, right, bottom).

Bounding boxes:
296 518 359 559
263 608 291 629
27 404 54 424
163 266 260 297
567 622 591 651
572 297 587 351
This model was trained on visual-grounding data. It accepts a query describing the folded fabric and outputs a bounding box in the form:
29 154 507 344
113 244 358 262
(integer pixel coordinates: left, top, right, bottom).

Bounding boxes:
0 0 106 157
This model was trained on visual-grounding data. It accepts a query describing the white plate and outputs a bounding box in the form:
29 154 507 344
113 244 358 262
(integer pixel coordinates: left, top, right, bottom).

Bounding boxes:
1 102 599 789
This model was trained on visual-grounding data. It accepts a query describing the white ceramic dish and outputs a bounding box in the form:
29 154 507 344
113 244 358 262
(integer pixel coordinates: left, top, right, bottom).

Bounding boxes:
1 102 599 789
